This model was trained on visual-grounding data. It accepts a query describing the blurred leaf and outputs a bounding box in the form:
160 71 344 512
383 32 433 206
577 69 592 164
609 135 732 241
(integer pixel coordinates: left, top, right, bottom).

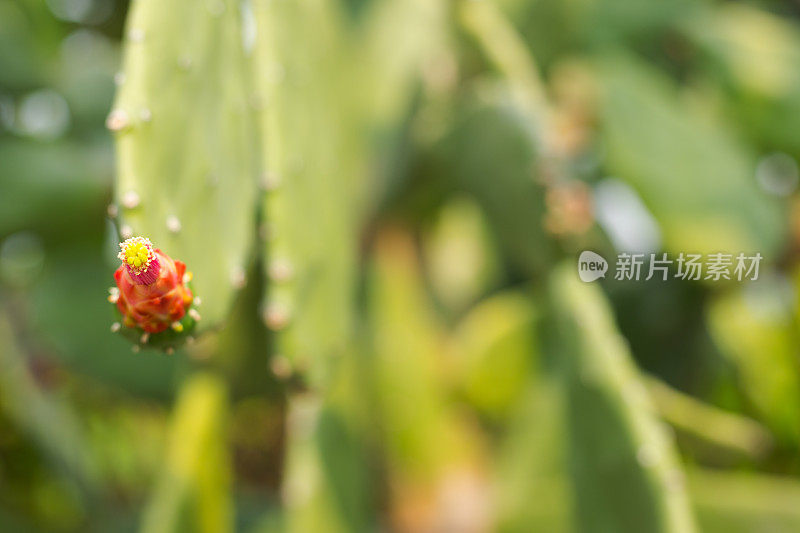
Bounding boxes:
368 230 489 531
453 290 537 419
706 284 800 443
685 4 800 157
495 380 572 532
0 506 45 533
281 392 374 533
550 264 697 532
83 400 166 498
58 29 119 128
689 468 800 533
140 373 231 533
495 0 697 69
278 329 376 533
423 196 500 313
0 138 109 240
0 0 60 90
598 53 786 258
368 230 461 477
459 0 548 119
646 375 773 464
246 507 284 533
111 0 258 332
687 4 799 100
0 310 97 494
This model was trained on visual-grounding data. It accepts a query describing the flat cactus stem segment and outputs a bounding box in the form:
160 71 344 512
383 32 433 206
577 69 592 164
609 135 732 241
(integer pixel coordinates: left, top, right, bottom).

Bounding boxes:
110 0 257 332
253 0 362 383
550 265 697 533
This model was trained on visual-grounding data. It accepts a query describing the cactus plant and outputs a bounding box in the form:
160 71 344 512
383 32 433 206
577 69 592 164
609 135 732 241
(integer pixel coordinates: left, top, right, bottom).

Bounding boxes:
549 265 697 533
108 0 257 335
9 0 800 530
251 0 362 383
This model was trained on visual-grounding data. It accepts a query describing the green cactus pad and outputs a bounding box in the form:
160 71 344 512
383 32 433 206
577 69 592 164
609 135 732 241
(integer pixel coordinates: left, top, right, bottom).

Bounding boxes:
109 0 257 333
252 0 362 384
549 264 697 533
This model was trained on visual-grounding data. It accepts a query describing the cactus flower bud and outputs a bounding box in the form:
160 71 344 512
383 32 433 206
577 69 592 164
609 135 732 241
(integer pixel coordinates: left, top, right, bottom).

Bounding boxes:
112 237 195 340
118 236 160 285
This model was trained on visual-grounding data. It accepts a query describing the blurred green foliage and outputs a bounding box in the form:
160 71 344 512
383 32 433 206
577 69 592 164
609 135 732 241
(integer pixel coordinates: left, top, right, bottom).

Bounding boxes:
3 0 800 531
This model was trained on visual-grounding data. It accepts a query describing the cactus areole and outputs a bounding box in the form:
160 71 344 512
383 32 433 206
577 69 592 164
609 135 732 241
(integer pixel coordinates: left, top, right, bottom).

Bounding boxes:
110 237 199 351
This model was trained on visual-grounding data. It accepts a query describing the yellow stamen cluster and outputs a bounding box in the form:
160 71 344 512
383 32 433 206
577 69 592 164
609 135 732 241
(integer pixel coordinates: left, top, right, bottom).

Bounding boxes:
118 236 154 273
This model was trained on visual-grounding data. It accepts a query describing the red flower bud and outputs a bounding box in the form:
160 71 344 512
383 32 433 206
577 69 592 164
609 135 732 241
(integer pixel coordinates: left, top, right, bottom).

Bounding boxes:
113 237 193 334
